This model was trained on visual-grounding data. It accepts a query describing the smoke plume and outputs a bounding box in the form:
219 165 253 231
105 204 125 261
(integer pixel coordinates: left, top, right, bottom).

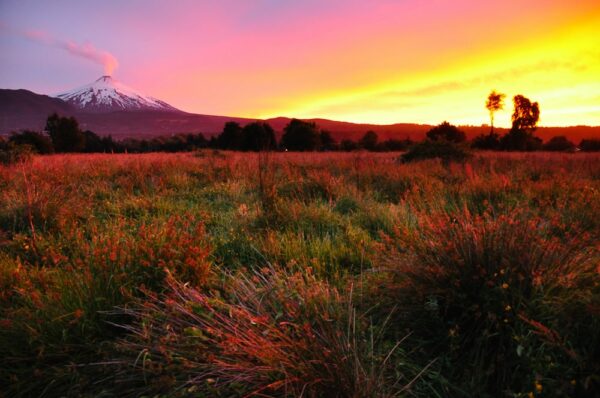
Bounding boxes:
59 40 119 75
19 27 119 75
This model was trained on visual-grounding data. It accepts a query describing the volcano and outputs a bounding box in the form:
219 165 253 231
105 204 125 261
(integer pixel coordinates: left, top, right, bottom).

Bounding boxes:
55 76 179 113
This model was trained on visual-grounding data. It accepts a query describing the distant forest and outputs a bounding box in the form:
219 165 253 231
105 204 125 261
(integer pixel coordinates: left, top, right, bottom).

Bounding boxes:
2 111 599 159
2 92 600 159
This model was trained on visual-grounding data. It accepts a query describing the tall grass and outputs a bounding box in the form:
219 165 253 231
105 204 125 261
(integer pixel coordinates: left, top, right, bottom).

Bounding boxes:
373 207 599 396
110 266 418 397
0 215 211 396
0 151 598 397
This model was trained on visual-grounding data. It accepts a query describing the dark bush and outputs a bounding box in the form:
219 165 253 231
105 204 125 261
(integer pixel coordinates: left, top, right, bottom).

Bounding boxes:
45 113 85 152
359 130 379 150
471 132 501 150
242 122 276 151
319 130 337 151
579 139 600 152
340 139 359 151
216 121 244 150
501 128 542 151
281 119 321 151
377 138 413 151
400 140 471 164
426 122 466 143
9 130 54 154
543 136 576 152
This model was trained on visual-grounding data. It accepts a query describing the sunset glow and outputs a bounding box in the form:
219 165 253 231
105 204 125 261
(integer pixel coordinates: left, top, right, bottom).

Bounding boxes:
1 0 599 126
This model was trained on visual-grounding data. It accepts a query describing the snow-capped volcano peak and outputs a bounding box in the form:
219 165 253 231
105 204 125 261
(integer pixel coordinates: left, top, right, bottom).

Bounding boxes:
55 76 179 113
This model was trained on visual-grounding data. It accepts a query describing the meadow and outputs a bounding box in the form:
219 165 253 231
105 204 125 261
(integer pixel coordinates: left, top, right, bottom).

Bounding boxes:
0 151 598 397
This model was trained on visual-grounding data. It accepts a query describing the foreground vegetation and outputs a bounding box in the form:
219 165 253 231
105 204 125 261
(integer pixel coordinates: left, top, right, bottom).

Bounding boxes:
0 151 598 397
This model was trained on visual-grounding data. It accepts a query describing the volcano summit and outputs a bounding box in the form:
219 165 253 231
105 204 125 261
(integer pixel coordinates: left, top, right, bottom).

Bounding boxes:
55 76 179 113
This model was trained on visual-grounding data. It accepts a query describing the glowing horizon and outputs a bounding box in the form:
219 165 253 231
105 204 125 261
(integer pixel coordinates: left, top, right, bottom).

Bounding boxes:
1 0 599 127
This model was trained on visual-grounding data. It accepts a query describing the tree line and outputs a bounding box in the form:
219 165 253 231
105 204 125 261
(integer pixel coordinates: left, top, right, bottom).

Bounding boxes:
473 91 600 152
0 113 415 156
1 93 600 159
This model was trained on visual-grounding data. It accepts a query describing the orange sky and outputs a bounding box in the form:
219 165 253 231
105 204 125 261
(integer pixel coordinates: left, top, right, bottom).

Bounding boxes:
246 1 600 127
2 0 599 126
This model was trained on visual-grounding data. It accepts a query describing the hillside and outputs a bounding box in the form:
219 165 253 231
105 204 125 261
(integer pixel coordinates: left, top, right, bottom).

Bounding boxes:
0 89 77 133
1 88 599 142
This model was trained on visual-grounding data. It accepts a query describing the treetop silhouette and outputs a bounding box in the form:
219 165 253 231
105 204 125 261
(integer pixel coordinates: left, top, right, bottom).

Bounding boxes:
486 90 506 134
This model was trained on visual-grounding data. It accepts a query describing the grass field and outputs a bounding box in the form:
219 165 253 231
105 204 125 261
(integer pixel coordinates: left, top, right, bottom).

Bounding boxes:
1 151 598 397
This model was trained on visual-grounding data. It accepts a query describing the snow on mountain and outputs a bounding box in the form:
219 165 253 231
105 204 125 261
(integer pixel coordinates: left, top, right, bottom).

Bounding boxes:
55 76 179 112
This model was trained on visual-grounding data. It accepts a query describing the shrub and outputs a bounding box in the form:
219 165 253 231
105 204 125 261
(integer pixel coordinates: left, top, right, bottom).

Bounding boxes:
500 128 542 151
340 139 359 151
359 131 379 151
9 130 54 154
376 208 599 396
471 132 501 150
216 121 244 150
426 122 466 143
543 136 576 152
579 139 600 152
320 130 337 151
281 119 321 151
45 113 86 153
242 122 276 151
400 141 471 164
377 138 413 151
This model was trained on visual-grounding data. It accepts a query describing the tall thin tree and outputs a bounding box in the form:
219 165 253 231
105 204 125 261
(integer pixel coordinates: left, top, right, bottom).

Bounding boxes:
485 90 506 134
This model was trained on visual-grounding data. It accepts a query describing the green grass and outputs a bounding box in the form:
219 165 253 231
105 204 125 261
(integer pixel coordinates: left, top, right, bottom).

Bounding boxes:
0 151 598 397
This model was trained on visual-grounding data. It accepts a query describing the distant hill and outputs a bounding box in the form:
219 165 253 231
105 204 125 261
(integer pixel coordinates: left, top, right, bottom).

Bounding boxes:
1 87 599 142
76 110 255 138
266 118 432 141
0 89 77 133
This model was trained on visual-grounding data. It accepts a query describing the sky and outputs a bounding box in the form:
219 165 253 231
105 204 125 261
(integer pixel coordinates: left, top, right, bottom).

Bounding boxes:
1 0 599 127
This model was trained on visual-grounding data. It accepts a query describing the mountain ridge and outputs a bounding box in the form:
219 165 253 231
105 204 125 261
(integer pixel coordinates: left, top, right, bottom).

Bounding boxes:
1 87 599 142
